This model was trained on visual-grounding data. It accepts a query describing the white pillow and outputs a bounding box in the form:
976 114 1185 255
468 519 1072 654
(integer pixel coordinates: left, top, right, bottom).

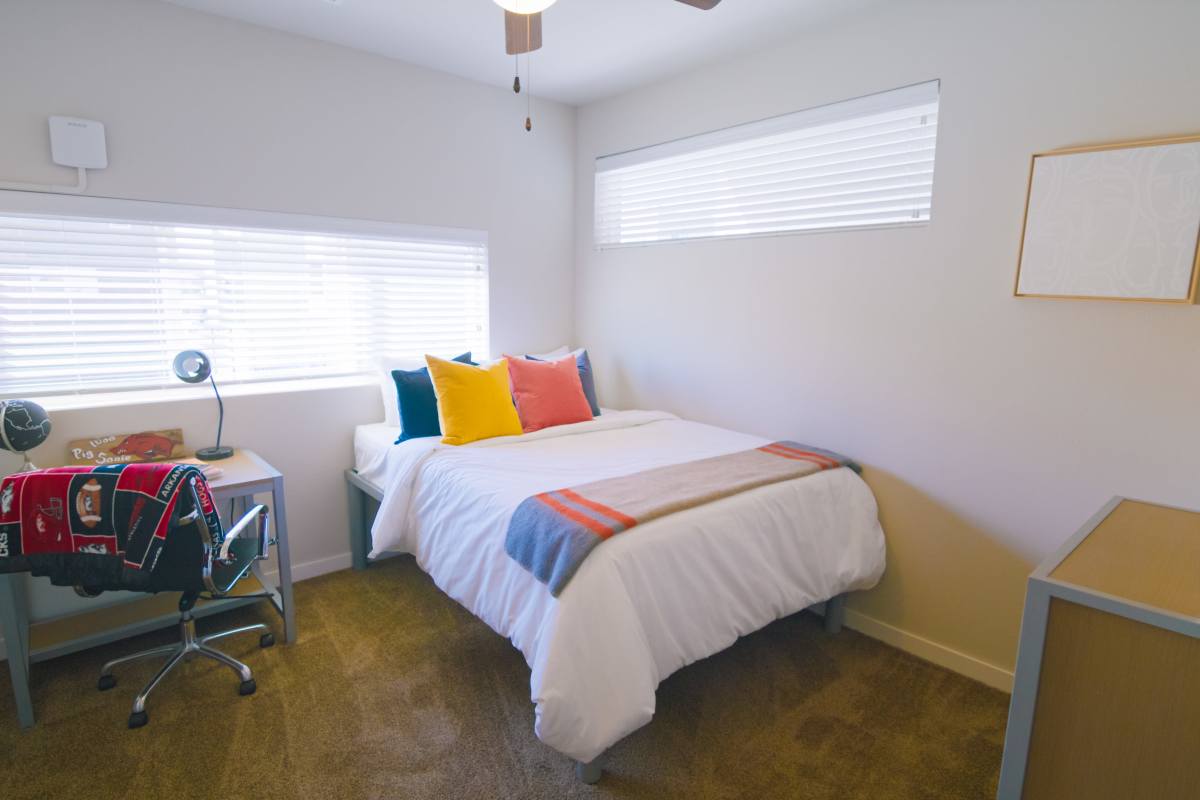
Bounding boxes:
526 345 571 361
375 356 425 426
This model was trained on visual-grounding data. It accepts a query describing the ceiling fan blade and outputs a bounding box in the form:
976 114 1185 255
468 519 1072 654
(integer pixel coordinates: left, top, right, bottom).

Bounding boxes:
674 0 722 9
505 10 543 55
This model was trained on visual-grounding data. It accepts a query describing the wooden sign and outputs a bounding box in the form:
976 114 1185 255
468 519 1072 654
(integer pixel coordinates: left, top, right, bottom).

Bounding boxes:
67 429 187 466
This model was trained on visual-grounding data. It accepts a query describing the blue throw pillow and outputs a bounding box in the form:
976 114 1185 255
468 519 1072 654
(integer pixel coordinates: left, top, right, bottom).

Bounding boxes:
526 349 600 417
392 352 474 443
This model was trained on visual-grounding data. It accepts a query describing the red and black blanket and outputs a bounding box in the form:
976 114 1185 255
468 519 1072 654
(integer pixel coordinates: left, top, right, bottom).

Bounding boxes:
0 463 221 592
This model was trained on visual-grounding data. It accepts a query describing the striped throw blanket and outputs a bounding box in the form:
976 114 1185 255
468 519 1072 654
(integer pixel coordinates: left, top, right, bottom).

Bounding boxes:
505 442 859 597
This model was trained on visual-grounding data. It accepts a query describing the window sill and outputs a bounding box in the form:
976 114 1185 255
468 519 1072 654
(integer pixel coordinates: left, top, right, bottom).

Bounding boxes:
32 374 378 413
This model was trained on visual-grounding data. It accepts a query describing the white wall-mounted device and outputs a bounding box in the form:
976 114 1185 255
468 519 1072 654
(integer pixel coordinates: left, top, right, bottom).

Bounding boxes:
0 115 108 195
49 116 108 169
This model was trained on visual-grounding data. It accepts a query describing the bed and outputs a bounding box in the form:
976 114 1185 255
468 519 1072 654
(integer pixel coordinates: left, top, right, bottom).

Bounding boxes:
345 409 886 782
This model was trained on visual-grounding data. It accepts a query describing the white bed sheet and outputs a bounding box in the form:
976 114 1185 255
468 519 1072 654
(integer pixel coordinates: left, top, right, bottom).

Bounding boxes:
353 422 403 489
369 410 886 763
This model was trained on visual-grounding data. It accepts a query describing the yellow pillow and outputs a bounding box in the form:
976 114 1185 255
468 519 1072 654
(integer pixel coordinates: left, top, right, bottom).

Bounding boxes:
426 355 523 446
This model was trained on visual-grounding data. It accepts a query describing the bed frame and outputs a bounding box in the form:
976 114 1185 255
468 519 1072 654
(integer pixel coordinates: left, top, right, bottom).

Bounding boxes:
343 468 847 784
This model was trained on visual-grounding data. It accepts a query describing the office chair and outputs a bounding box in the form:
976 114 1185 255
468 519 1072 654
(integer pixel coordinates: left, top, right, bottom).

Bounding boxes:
93 474 276 728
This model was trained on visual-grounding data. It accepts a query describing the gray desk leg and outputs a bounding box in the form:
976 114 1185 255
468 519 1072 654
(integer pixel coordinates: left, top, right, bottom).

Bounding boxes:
0 573 34 729
347 477 368 571
271 476 297 645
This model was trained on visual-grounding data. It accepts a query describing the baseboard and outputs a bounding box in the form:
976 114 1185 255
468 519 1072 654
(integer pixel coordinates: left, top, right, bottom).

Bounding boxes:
2 558 1015 696
837 605 1014 693
260 551 353 584
277 562 1016 693
0 550 358 662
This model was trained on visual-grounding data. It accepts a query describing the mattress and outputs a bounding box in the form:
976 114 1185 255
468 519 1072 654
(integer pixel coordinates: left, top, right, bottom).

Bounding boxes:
367 409 886 763
352 422 404 489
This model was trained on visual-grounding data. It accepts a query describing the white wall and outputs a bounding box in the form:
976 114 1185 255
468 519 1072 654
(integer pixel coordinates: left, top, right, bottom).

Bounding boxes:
0 0 576 619
575 0 1200 682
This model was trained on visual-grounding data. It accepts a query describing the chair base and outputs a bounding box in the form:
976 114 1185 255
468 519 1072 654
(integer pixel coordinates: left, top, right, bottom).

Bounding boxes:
99 610 271 726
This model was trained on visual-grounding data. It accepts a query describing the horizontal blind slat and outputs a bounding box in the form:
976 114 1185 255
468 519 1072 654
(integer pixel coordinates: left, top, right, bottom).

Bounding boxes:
0 209 489 397
594 83 939 247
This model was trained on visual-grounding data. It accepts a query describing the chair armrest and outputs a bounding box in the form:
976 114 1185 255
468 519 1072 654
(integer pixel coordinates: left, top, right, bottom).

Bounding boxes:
203 503 271 596
218 504 271 563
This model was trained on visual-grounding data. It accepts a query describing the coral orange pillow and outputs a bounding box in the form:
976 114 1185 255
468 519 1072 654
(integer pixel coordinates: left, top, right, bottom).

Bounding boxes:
505 354 594 433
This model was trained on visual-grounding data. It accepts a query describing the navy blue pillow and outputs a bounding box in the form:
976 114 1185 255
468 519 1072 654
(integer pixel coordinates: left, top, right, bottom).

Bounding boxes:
392 352 474 443
526 349 600 417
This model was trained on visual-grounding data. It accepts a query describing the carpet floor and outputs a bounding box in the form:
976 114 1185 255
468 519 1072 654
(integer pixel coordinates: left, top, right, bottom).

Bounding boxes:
0 557 1009 799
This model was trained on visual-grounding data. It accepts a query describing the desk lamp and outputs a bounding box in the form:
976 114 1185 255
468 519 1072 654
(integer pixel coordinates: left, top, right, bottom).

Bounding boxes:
172 350 234 461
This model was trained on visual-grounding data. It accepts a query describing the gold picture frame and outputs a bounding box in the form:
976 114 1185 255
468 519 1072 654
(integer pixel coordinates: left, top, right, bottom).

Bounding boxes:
1014 134 1200 304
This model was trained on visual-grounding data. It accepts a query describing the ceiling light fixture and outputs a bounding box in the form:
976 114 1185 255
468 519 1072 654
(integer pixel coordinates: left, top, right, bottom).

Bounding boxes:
493 0 558 12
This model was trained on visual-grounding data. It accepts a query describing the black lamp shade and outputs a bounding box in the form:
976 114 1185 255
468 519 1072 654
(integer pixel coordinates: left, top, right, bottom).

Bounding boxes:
172 350 212 384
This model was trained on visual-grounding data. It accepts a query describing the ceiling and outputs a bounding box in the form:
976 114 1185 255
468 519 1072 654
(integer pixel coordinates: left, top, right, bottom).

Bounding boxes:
164 0 875 106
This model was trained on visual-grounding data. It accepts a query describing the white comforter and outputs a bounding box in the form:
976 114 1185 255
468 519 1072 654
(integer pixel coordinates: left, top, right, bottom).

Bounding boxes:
369 410 886 763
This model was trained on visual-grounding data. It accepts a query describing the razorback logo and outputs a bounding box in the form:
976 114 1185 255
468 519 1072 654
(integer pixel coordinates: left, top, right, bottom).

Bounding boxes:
114 433 175 460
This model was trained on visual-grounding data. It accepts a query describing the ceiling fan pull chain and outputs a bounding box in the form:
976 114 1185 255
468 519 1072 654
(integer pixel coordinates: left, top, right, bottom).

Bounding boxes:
523 16 532 133
513 53 520 93
525 39 533 132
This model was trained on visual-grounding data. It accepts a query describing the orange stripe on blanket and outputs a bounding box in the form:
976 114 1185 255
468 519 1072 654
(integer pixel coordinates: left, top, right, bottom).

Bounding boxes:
758 444 839 469
536 493 615 539
767 443 841 467
558 488 639 530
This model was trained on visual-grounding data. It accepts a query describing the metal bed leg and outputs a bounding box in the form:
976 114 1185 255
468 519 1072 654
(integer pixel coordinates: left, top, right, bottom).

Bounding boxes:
347 475 369 571
576 754 604 784
824 593 846 634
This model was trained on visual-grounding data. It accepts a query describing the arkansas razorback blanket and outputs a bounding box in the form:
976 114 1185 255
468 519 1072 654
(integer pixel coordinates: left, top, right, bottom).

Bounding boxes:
0 463 220 591
505 441 861 597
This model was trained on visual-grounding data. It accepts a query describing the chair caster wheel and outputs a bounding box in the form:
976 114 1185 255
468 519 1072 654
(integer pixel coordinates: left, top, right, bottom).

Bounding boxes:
98 675 117 691
259 633 275 648
128 711 148 729
239 678 257 696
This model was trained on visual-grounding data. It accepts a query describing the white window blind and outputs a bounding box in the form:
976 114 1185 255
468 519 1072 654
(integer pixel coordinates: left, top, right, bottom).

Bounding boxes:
594 80 940 247
0 204 488 397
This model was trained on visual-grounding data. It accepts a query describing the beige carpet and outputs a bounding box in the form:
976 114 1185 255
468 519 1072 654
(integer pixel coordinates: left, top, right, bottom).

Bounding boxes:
0 557 1009 799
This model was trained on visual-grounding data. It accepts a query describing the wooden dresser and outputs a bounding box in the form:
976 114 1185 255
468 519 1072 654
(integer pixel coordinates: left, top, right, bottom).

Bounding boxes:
997 498 1200 799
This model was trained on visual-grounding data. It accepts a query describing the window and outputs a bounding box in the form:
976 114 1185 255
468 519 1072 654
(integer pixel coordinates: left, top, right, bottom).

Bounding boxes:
0 198 488 397
594 80 940 247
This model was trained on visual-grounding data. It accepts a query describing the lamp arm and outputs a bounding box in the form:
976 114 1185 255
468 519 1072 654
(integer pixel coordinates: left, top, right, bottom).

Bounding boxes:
209 374 225 449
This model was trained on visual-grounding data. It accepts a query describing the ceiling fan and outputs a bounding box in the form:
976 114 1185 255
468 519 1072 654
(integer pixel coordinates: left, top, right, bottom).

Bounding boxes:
495 0 722 130
498 0 721 56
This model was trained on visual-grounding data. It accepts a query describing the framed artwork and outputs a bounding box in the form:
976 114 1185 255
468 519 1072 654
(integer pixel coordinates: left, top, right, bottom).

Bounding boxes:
1014 135 1200 303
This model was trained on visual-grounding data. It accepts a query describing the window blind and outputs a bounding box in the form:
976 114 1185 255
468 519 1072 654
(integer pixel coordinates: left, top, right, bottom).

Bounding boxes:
594 80 940 247
0 209 488 397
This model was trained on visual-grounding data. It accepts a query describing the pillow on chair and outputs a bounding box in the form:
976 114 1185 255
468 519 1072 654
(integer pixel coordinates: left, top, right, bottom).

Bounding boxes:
390 352 474 443
426 356 523 446
506 354 594 433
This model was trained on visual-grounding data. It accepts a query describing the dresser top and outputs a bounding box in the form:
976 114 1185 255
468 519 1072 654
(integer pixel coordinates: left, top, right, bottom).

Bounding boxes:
1049 499 1200 619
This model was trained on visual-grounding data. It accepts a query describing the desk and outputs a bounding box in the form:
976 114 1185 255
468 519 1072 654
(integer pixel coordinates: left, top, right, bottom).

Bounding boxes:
1 449 295 729
997 497 1200 799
